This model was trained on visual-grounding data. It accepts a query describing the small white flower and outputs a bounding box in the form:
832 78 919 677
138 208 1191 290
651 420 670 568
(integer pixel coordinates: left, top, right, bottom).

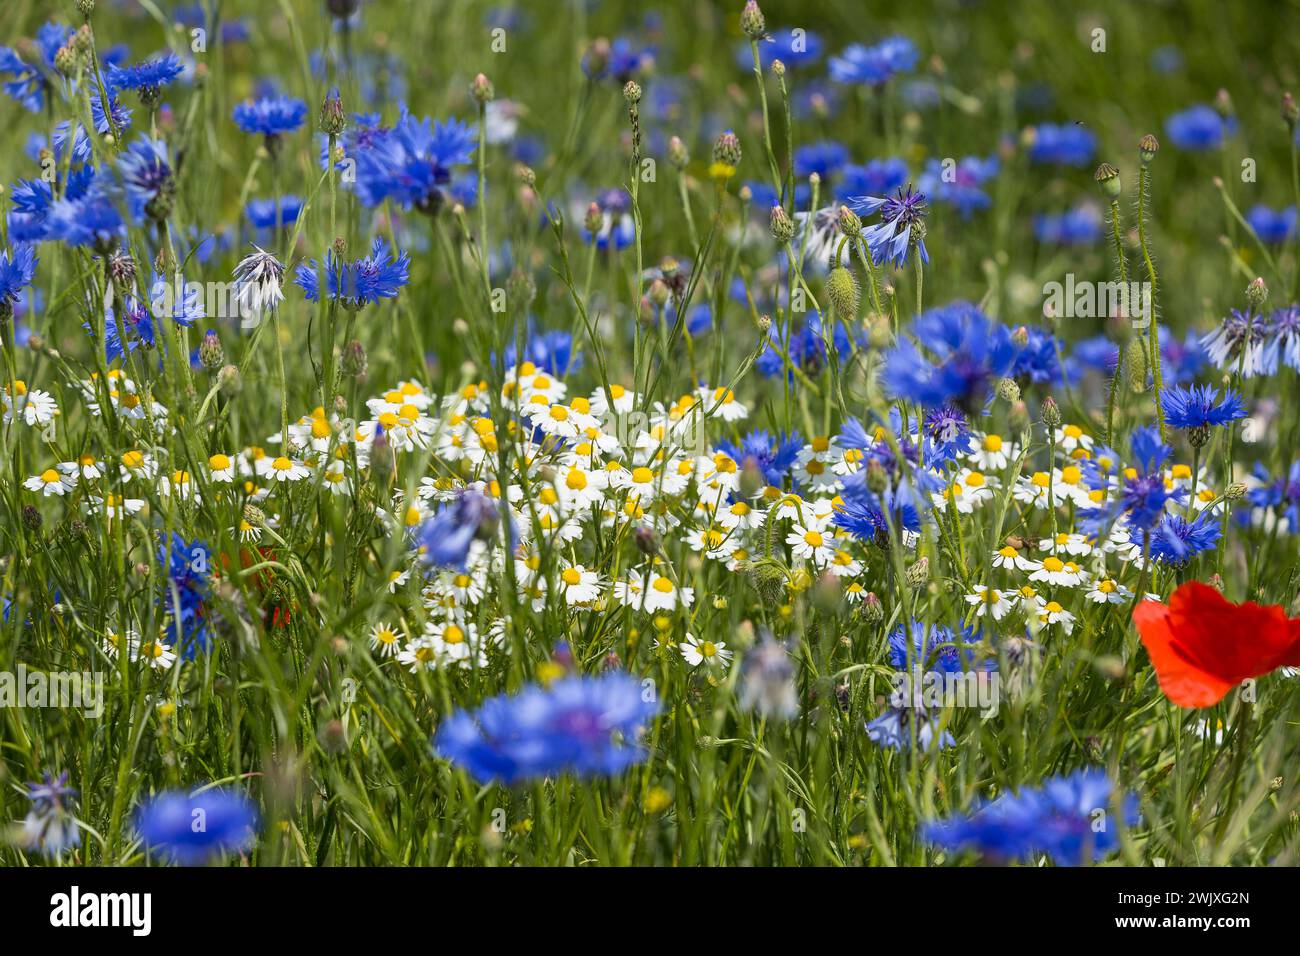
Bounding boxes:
680 633 733 668
965 585 1011 620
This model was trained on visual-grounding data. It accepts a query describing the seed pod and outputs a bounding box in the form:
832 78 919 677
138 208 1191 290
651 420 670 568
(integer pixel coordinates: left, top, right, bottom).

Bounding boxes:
827 266 860 318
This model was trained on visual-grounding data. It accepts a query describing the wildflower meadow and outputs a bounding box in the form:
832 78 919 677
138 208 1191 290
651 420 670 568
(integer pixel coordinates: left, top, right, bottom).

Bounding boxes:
2 0 1299 886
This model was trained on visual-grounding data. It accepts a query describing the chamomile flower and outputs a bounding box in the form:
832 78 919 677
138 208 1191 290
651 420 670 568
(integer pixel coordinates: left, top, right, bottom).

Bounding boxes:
1054 423 1093 454
680 633 733 668
556 564 603 605
1028 556 1085 587
58 454 102 481
699 384 748 422
88 493 146 521
1038 532 1093 557
968 432 1016 471
827 547 864 577
1035 601 1076 634
369 621 403 658
397 638 440 673
262 455 310 482
787 523 837 564
991 543 1037 571
964 585 1011 620
2 381 58 426
207 453 235 482
1085 578 1132 604
25 467 71 496
135 638 178 670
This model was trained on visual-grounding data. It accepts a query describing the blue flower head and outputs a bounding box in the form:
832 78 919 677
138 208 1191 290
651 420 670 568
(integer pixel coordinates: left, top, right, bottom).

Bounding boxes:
434 672 659 784
416 485 499 570
829 36 918 86
1150 512 1221 567
0 22 72 113
1160 383 1246 431
850 185 929 267
107 52 185 100
921 768 1139 865
117 137 173 219
135 787 258 864
1027 123 1096 166
158 533 213 658
295 237 411 307
353 108 477 211
881 301 1017 411
0 244 38 313
715 430 802 487
1165 104 1233 151
233 94 307 139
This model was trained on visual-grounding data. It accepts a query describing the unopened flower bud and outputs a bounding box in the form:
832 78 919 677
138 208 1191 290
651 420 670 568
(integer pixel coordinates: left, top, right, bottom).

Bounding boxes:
826 265 859 318
837 204 861 238
1284 92 1300 130
584 202 603 235
859 591 884 624
1094 162 1121 200
996 377 1021 403
1041 396 1061 428
217 364 241 396
341 339 367 378
769 204 794 243
622 80 641 105
1214 88 1234 119
712 129 742 169
905 557 929 590
1124 336 1147 394
668 135 689 169
1246 276 1268 307
189 330 222 375
320 88 346 135
740 1 766 39
471 72 495 104
1138 133 1159 166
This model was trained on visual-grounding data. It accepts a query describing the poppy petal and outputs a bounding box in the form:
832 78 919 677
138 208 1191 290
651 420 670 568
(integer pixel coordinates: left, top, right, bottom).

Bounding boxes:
1133 597 1236 707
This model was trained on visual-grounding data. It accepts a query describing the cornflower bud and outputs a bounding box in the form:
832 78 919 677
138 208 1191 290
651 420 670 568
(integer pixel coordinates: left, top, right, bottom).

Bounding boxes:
740 1 766 39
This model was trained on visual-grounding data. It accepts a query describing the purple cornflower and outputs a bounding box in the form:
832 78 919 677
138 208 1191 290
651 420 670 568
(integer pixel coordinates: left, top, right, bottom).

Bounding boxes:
880 301 1018 411
20 771 80 857
923 404 971 464
715 429 802 486
1150 512 1221 567
918 155 999 218
851 185 929 267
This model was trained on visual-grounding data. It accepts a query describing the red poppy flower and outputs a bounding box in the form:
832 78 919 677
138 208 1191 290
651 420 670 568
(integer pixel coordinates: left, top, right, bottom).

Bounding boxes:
1133 581 1300 708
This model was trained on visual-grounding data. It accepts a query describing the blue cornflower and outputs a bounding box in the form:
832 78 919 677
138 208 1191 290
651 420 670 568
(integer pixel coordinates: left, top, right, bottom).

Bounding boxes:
715 430 802 486
850 185 929 267
1150 512 1221 567
755 312 853 379
887 621 987 674
1271 305 1300 371
1087 426 1186 535
866 705 955 752
503 327 580 376
135 787 259 864
1027 123 1095 166
923 404 971 464
835 158 908 201
92 299 156 362
1161 327 1211 383
917 155 999 218
1160 383 1246 432
0 22 71 113
232 94 308 139
146 269 205 329
19 771 79 857
921 768 1138 865
828 36 918 86
1164 104 1232 150
1241 461 1300 534
582 188 634 250
434 672 659 784
880 301 1018 411
46 178 128 249
1033 204 1102 245
158 533 212 657
793 140 849 180
295 237 410 308
117 137 173 220
416 484 499 570
739 28 824 70
1069 335 1120 377
353 108 477 211
1245 204 1296 244
582 37 652 83
1012 326 1065 385
107 52 185 98
1201 308 1276 378
245 195 305 238
0 243 38 313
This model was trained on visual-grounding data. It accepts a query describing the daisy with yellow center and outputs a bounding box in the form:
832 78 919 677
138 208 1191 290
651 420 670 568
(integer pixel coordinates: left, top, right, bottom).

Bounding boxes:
369 621 403 658
25 467 71 496
1085 577 1132 605
680 632 733 668
964 584 1011 620
1028 555 1085 587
